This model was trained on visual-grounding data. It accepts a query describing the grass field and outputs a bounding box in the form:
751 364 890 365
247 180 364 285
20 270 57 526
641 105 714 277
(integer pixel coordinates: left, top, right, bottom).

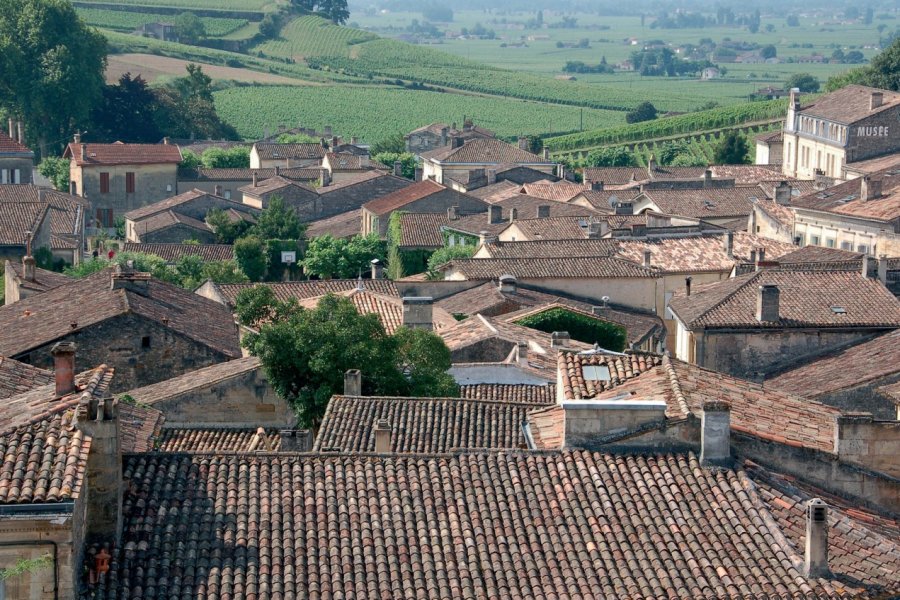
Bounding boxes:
213 84 626 141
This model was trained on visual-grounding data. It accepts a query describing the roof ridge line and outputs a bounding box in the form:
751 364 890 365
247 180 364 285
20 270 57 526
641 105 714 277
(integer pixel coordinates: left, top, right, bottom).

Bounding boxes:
662 354 691 417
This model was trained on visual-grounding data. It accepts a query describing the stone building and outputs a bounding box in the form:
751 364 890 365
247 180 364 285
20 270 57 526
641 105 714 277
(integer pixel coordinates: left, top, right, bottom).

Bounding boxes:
176 166 323 198
404 120 495 155
0 269 242 392
63 138 182 230
360 179 488 237
781 85 900 180
754 130 783 165
0 124 33 184
249 142 326 169
3 257 71 304
124 188 259 243
420 138 556 185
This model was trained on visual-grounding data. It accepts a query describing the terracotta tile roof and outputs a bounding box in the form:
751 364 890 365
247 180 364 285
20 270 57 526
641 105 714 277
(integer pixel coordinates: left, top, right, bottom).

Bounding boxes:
0 356 52 399
131 209 212 236
459 383 555 403
753 197 795 230
440 256 657 279
614 233 796 273
86 449 877 599
747 461 900 595
314 395 542 452
573 189 641 211
504 215 591 240
775 245 864 264
305 209 362 239
520 181 586 201
127 357 261 405
582 167 650 185
791 167 900 222
181 167 323 182
755 130 783 143
253 142 325 161
361 179 446 214
878 380 900 404
297 288 457 335
798 84 900 124
844 154 900 176
63 142 182 166
765 330 900 399
558 350 663 400
405 121 495 139
324 153 372 170
641 186 764 219
479 238 618 258
118 403 165 453
421 138 552 164
669 268 900 329
123 189 209 220
238 175 316 197
0 201 48 245
157 427 282 452
0 272 241 359
122 242 234 262
210 279 398 308
465 180 521 202
398 212 448 248
4 259 72 293
0 131 32 155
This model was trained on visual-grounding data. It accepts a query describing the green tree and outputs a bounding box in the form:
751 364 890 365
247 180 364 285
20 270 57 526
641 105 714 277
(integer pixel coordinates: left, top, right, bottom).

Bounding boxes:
393 327 458 397
201 146 250 168
785 72 820 93
303 234 345 279
760 45 777 59
865 36 900 90
0 0 107 156
277 132 319 143
584 146 637 167
234 284 278 328
625 101 657 124
370 132 405 155
37 157 70 191
201 260 249 285
175 12 206 44
179 149 202 172
234 236 267 281
154 64 239 140
91 74 164 143
253 196 304 241
786 15 799 27
713 131 750 164
426 244 475 279
372 152 417 179
206 208 253 244
344 234 387 278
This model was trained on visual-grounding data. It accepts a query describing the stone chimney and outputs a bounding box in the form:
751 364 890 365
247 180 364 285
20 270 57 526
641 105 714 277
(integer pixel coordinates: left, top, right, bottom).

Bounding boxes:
499 274 517 293
509 207 518 222
870 91 883 110
804 499 830 578
351 136 359 145
402 297 433 330
7 118 13 140
749 207 757 234
756 284 780 322
479 230 498 246
877 255 888 284
724 231 734 258
749 249 757 264
73 132 81 144
518 136 529 151
279 429 312 451
647 154 657 174
591 181 604 191
862 255 876 279
685 276 692 297
51 342 77 398
447 205 459 220
775 181 792 205
76 395 123 542
860 176 882 201
22 230 35 281
374 419 392 453
550 331 571 348
451 137 464 149
703 169 712 188
414 167 423 182
537 205 551 218
756 247 766 268
700 401 730 466
17 121 23 144
274 165 280 177
252 171 258 187
81 144 87 161
323 125 332 137
344 369 362 396
440 127 449 146
587 221 607 239
393 161 403 177
370 258 383 279
514 341 529 366
319 170 330 188
542 147 550 160
110 271 151 295
488 205 503 224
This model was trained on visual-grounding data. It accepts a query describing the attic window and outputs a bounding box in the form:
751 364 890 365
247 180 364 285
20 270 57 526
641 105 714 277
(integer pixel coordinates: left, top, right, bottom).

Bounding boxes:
582 365 611 381
830 306 846 315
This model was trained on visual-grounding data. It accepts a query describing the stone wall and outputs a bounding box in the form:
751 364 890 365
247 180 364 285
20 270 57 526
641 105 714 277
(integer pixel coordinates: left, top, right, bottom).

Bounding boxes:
74 163 178 224
836 414 900 479
0 157 34 183
16 313 236 393
816 371 900 419
406 131 443 154
846 105 900 162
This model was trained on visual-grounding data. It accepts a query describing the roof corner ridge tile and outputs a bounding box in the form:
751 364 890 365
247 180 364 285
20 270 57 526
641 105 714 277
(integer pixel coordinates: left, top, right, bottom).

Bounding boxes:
662 355 691 417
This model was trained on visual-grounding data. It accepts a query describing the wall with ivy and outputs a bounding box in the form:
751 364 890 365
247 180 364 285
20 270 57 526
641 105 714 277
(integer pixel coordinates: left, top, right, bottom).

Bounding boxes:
515 307 627 351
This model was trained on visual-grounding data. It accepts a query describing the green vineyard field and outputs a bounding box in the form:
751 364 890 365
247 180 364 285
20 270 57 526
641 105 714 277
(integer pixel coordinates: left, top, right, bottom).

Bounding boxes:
77 8 247 36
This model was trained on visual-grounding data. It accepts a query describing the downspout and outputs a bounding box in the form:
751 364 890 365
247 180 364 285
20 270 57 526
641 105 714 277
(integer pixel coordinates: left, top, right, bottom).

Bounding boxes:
0 540 59 600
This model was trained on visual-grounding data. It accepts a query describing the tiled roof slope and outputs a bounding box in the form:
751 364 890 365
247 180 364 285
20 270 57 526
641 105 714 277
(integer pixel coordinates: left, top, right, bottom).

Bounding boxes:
0 272 241 358
157 427 282 452
798 84 900 124
765 330 900 399
0 201 48 245
0 186 88 239
398 212 448 248
238 175 315 197
791 166 900 221
505 215 591 240
305 209 362 239
421 138 552 164
642 186 764 219
297 288 457 334
210 280 398 308
88 450 873 599
459 383 555 403
775 245 864 264
118 403 165 453
122 242 234 262
127 357 261 405
133 210 212 236
558 351 663 399
479 238 618 258
314 395 542 452
361 179 447 214
0 356 53 399
123 189 209 220
64 142 182 166
440 256 657 279
181 167 322 181
520 181 586 201
0 131 32 155
253 143 325 161
668 268 900 329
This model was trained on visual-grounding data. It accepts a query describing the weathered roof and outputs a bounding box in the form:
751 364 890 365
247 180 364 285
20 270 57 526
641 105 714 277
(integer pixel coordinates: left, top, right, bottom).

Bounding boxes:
558 350 663 400
209 280 398 308
63 142 182 166
520 181 587 201
238 175 316 197
305 209 362 239
157 427 282 452
398 212 449 248
641 186 763 219
361 179 448 215
124 189 209 220
668 268 900 329
0 201 48 245
440 256 657 279
252 142 326 161
797 84 900 124
88 449 881 599
0 271 241 358
180 167 323 182
0 356 52 399
131 209 212 236
421 138 553 165
122 242 234 262
118 403 165 453
4 259 72 294
314 395 542 452
0 131 32 155
479 238 618 259
791 167 900 222
126 356 261 405
459 383 555 403
503 215 591 240
775 245 864 264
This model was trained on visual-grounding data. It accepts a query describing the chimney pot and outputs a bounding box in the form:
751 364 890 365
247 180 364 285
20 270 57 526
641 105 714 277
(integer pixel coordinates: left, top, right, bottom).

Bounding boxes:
700 400 730 466
402 296 433 330
514 341 528 366
542 147 550 160
804 499 830 578
23 254 36 282
756 284 780 322
344 369 362 396
374 419 391 453
550 331 571 348
703 169 712 187
73 132 81 144
877 255 888 284
51 342 77 398
642 249 652 268
498 274 517 293
440 127 449 146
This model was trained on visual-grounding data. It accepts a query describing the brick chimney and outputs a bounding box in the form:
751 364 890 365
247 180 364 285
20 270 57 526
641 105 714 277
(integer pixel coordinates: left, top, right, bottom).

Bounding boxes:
402 297 433 330
870 91 883 110
804 499 830 578
370 258 383 279
550 331 571 348
756 284 779 322
374 419 391 452
51 341 77 398
723 231 734 258
76 396 123 542
279 429 312 451
344 369 362 396
860 176 882 201
700 401 730 466
537 205 551 218
488 205 502 224
499 274 517 293
703 169 712 188
775 181 792 205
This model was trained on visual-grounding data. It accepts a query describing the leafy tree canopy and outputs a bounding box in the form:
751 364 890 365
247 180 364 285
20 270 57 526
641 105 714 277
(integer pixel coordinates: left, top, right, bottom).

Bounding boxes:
713 131 750 164
785 72 820 93
426 244 475 280
303 234 386 279
371 151 417 179
175 12 206 44
37 157 70 191
252 196 305 241
584 146 637 168
201 146 251 168
625 101 658 124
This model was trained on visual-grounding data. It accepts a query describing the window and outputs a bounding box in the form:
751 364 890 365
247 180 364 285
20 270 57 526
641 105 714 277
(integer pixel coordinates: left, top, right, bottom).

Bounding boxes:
0 169 7 184
166 184 173 192
830 306 846 315
96 208 114 228
825 238 835 248
12 169 20 184
810 235 820 246
858 244 869 254
841 241 852 250
224 190 232 200
141 336 151 349
125 172 136 194
99 172 110 194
